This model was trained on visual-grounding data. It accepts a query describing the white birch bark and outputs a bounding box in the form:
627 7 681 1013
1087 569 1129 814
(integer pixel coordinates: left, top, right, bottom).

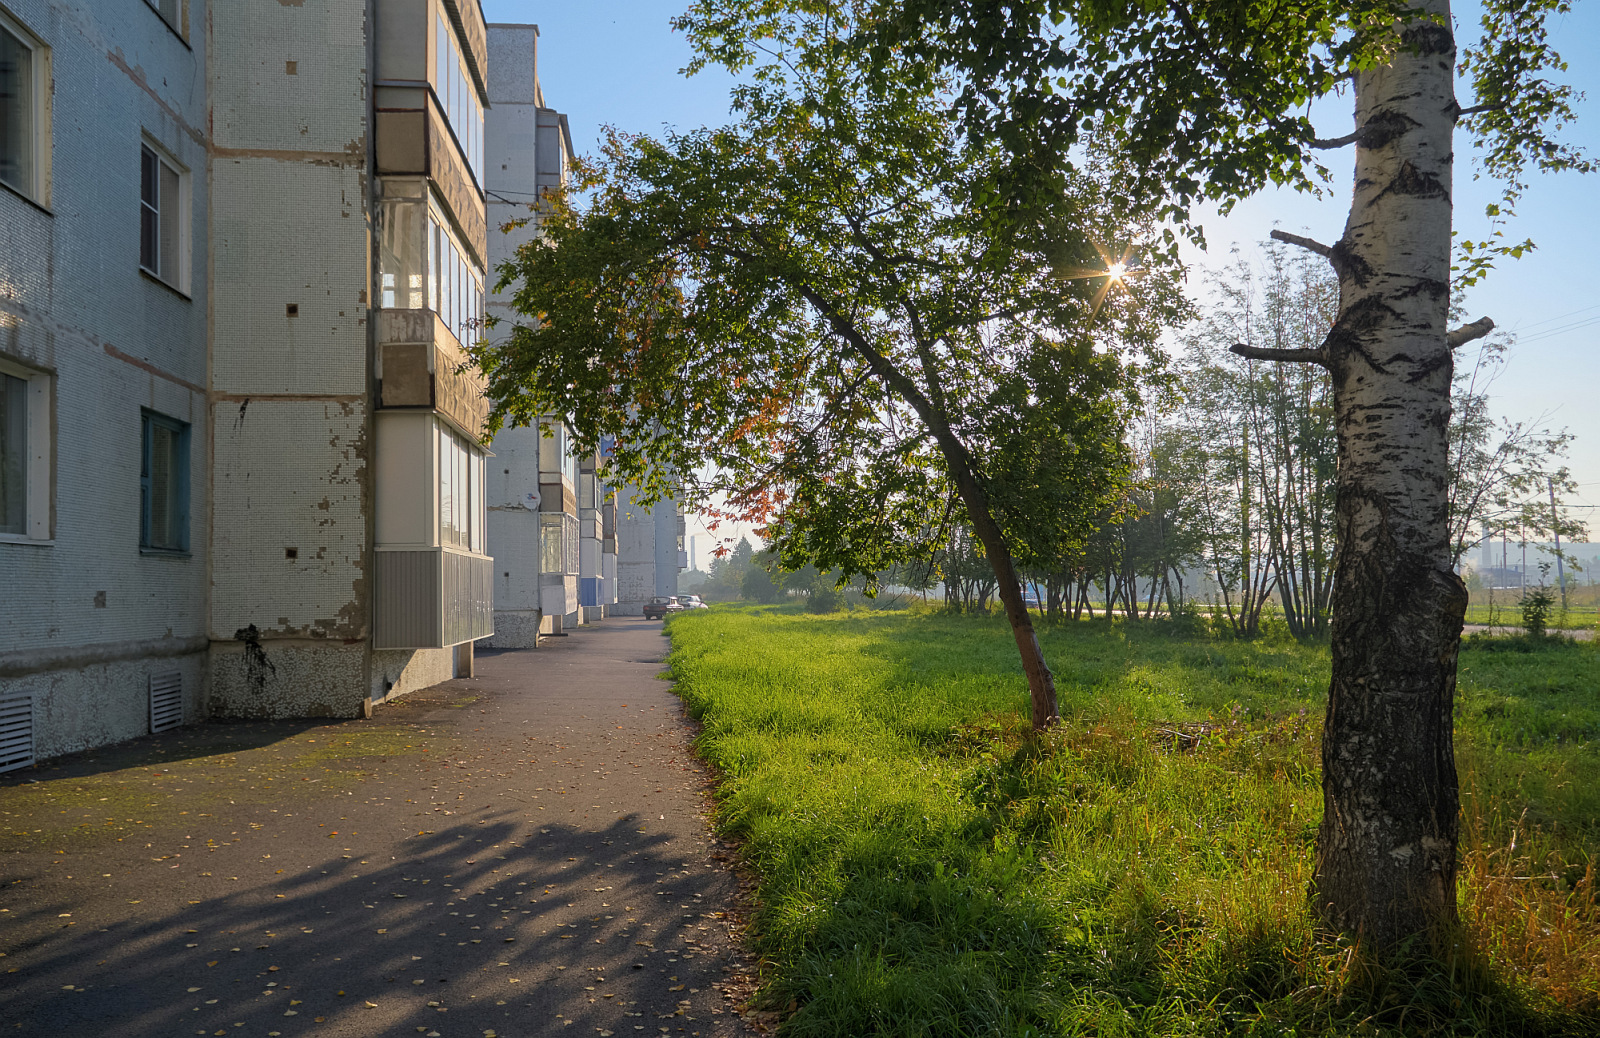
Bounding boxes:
1313 0 1469 945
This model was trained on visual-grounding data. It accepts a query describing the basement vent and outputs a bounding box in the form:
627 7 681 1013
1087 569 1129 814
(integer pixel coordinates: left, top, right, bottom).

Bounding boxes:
0 691 34 774
149 672 184 734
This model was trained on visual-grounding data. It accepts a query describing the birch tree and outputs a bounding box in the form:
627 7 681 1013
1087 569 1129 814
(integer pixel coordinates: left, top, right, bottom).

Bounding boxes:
863 0 1590 947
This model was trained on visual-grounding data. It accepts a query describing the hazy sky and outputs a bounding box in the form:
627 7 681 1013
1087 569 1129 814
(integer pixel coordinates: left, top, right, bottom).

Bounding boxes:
481 1 1600 557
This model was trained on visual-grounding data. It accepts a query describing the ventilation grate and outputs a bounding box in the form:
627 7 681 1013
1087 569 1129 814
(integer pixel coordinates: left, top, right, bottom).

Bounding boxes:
0 691 35 774
149 672 183 734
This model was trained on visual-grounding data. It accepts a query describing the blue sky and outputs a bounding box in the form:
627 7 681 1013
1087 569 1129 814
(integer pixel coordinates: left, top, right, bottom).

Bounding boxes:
482 1 1600 552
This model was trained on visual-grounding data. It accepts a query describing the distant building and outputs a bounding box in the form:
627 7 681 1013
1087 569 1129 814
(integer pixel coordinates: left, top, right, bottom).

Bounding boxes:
613 487 687 615
481 21 616 638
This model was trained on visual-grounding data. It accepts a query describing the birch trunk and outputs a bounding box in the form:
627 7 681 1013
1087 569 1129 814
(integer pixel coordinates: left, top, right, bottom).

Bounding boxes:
1314 0 1468 946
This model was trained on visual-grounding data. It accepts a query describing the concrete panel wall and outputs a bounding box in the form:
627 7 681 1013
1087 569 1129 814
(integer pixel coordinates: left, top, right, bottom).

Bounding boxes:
209 160 369 397
209 399 369 641
210 0 370 157
486 423 542 645
208 640 367 720
208 0 374 714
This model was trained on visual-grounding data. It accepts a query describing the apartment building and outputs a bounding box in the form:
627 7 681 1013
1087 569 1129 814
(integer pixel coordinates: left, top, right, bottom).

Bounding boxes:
613 486 686 615
482 22 616 640
0 0 497 769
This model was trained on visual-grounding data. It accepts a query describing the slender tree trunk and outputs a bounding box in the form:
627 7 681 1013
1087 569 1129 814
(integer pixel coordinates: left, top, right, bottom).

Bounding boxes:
943 465 1060 728
1314 0 1467 947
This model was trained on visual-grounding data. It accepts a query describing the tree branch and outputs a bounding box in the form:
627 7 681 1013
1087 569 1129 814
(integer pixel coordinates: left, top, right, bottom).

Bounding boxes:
1269 229 1333 258
1455 102 1505 119
1310 130 1361 150
1447 317 1495 349
1230 343 1329 367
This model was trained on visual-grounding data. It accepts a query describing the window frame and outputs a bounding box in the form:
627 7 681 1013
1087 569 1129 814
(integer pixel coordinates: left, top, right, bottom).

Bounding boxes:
0 7 48 207
432 9 484 187
539 511 580 576
139 137 190 295
437 419 486 554
143 0 186 41
0 356 50 544
140 409 191 554
425 196 484 344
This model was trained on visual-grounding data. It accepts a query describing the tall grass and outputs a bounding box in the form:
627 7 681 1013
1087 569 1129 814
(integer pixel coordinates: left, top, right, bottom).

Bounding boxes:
668 608 1600 1036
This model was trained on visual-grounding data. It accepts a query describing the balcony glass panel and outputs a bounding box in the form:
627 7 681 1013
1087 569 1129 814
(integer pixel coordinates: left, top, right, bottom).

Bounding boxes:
435 11 484 186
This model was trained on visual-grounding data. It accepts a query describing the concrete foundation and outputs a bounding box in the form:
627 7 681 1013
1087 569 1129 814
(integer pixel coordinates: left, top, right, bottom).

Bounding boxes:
0 649 208 762
486 609 541 648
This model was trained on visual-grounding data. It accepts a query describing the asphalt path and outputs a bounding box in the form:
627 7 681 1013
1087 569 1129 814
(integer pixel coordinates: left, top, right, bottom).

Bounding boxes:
0 618 759 1038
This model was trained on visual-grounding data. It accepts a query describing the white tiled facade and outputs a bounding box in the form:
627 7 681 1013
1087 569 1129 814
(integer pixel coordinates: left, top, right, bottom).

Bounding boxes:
1 0 211 759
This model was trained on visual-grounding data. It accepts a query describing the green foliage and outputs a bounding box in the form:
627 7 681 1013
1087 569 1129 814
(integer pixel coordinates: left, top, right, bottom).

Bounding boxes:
668 610 1600 1035
479 3 1183 600
804 576 845 614
1521 584 1556 637
827 0 1591 245
743 562 786 604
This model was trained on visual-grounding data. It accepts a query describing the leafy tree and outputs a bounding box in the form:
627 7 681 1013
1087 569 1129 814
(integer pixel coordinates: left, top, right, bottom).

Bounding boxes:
742 558 785 604
478 5 1178 730
862 0 1590 946
1176 241 1339 640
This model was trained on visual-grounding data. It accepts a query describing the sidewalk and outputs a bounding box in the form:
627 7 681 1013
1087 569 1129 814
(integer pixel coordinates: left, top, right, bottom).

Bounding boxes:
0 619 758 1038
1462 623 1594 641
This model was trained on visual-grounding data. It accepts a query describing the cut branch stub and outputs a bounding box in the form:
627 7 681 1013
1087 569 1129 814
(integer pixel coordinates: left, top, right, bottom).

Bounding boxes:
1446 316 1495 349
1269 229 1334 258
1229 342 1329 367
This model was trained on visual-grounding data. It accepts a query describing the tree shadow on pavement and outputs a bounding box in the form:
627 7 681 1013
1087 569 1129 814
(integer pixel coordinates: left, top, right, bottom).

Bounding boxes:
2 813 738 1037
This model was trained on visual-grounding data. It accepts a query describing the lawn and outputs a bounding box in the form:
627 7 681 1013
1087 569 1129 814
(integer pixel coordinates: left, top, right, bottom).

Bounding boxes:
666 607 1600 1037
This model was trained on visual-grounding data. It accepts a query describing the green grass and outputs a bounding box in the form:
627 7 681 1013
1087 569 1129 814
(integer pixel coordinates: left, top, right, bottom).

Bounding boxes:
667 607 1600 1037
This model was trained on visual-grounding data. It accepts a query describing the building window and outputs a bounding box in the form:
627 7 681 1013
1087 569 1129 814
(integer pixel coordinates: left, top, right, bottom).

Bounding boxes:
378 186 427 310
0 372 23 534
141 410 190 552
376 183 483 345
144 0 181 35
434 12 483 185
0 359 50 542
140 141 188 292
430 209 482 344
0 11 44 203
439 421 485 553
539 511 579 576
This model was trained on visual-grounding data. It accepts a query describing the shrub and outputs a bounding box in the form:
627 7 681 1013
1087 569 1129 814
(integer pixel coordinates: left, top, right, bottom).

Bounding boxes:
1521 584 1555 637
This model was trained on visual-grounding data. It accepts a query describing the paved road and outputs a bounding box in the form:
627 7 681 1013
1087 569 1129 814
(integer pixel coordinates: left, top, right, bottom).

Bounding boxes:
0 619 758 1038
1462 623 1594 641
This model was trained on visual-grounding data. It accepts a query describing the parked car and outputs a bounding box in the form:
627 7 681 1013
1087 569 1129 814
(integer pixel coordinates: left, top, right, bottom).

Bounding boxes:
643 596 684 620
675 595 710 610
